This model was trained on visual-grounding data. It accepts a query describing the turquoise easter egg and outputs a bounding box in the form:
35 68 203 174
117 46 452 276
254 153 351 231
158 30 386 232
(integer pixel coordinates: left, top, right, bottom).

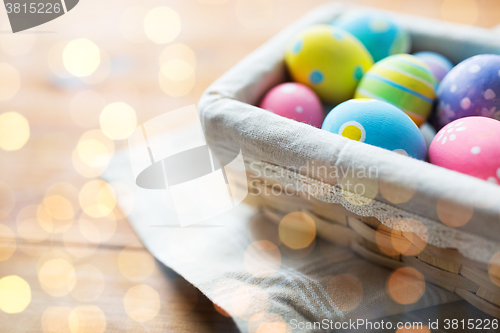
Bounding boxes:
355 54 437 126
332 11 411 62
322 99 427 160
285 24 374 105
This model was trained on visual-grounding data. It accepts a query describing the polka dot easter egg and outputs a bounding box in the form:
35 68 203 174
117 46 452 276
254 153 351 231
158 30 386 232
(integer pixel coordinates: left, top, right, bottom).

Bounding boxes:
355 54 437 127
332 11 411 62
259 82 324 127
285 24 374 105
322 99 427 160
429 117 500 184
436 54 500 128
414 51 453 83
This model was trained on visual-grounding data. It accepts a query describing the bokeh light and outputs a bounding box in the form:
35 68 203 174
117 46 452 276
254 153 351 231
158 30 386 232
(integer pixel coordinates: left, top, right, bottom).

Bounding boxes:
63 39 101 77
379 178 417 204
43 195 75 221
279 212 316 249
0 111 30 151
441 0 479 25
0 63 21 101
79 180 116 218
390 219 428 256
235 0 274 29
78 212 116 244
123 284 161 322
249 313 291 333
159 44 196 68
436 195 473 227
244 240 281 278
387 267 426 305
341 172 378 206
38 258 76 297
41 307 72 333
326 274 364 312
69 90 106 129
73 129 115 178
144 7 181 44
159 60 196 97
99 102 137 140
488 251 500 287
70 264 105 302
69 306 106 333
0 275 31 314
0 181 15 218
0 224 16 261
118 247 156 281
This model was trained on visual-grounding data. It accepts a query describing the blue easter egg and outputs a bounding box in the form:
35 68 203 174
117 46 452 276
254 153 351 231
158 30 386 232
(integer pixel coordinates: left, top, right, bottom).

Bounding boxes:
414 51 453 83
322 99 427 160
332 12 411 62
436 54 500 128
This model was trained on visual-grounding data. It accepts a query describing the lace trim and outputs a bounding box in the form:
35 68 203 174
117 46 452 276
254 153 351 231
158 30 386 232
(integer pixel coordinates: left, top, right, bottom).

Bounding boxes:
246 158 500 265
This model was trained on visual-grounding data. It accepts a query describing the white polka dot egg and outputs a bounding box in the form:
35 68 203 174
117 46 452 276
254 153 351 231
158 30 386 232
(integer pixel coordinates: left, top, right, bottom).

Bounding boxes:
322 99 427 160
429 117 500 184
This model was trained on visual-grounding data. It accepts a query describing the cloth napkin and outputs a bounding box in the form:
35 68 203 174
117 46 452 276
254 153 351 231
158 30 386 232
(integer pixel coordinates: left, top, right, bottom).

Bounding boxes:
102 152 459 333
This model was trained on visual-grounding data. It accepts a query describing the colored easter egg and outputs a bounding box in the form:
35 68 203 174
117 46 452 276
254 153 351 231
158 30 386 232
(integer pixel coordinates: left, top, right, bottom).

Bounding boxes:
355 54 437 127
414 51 453 83
322 99 427 160
259 82 324 127
332 11 411 62
285 24 374 105
436 54 500 128
429 117 500 184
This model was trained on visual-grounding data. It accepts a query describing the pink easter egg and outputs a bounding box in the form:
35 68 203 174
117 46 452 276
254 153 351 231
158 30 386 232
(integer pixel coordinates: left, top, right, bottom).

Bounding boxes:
429 117 500 184
259 82 324 128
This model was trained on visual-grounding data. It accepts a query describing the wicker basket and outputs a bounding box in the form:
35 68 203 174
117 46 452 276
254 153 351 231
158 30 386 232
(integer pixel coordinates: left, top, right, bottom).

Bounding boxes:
235 174 500 319
199 2 500 319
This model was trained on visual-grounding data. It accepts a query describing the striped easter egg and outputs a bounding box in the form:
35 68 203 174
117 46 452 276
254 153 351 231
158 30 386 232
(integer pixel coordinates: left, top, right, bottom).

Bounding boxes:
355 54 437 126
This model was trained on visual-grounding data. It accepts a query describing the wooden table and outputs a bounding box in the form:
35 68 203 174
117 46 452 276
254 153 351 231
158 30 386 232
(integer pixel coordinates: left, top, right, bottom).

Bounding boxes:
0 0 499 332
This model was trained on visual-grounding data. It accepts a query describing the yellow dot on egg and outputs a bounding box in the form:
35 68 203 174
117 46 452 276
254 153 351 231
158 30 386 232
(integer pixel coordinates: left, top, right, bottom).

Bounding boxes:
338 121 366 142
63 39 101 77
0 112 30 151
144 7 181 44
342 125 362 141
0 275 31 314
99 102 137 140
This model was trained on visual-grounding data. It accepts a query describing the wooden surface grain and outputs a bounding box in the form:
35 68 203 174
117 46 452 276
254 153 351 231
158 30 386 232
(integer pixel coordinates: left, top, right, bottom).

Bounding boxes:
0 0 499 332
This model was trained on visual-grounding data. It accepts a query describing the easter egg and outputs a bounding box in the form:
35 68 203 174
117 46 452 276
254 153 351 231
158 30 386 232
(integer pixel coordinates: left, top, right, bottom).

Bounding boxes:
414 51 453 83
355 54 437 127
429 117 500 184
436 54 500 128
285 24 374 105
322 99 427 160
259 82 324 127
332 11 411 62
